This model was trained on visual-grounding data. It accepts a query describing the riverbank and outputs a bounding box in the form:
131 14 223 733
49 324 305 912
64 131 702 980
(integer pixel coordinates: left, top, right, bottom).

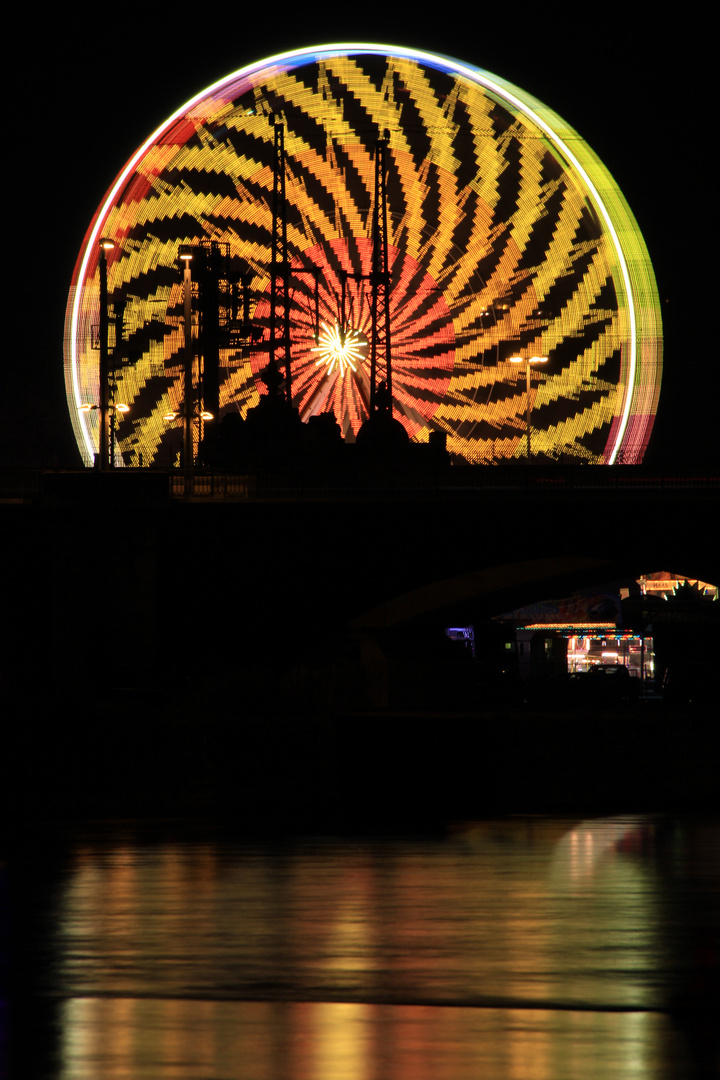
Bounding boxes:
3 685 717 834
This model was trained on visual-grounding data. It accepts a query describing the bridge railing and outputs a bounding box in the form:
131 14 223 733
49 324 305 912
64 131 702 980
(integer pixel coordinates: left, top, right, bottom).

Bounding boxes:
167 466 720 501
1 467 717 504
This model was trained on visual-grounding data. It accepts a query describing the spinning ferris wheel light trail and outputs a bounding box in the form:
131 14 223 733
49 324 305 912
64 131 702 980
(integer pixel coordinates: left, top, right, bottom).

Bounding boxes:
65 43 662 467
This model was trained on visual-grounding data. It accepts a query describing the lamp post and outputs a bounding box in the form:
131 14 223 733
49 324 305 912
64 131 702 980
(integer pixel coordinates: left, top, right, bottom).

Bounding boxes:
164 245 217 490
163 408 213 489
80 400 130 465
98 238 115 470
509 355 547 460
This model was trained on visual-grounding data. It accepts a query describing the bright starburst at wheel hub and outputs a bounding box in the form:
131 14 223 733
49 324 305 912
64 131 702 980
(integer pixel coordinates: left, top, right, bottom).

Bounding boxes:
313 322 367 377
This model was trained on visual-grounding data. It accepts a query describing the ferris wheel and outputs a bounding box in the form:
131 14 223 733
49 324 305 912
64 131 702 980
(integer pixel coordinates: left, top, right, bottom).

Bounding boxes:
65 44 662 466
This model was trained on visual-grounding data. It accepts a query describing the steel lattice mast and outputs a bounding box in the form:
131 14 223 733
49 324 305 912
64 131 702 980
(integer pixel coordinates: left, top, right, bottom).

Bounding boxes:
370 130 392 416
270 115 292 405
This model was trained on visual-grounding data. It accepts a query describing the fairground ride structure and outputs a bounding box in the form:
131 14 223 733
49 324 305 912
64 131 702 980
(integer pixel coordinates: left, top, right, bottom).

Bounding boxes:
64 44 662 468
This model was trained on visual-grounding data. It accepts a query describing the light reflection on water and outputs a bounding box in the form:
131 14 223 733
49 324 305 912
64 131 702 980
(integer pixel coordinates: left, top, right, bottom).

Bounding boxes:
61 998 670 1080
16 815 720 1078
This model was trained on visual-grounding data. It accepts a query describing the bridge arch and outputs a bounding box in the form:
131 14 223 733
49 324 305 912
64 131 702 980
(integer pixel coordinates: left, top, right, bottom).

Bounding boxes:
351 555 636 629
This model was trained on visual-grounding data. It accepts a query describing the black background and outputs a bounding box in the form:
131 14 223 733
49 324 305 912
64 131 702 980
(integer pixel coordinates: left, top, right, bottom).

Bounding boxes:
4 3 714 469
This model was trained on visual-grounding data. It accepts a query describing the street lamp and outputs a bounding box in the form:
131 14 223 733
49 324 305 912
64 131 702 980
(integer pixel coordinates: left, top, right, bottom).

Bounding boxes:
163 409 213 423
167 245 216 473
163 409 213 479
80 403 130 412
509 355 547 460
80 401 130 467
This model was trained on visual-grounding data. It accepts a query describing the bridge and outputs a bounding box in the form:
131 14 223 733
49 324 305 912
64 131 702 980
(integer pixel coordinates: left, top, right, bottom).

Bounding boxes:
2 465 717 699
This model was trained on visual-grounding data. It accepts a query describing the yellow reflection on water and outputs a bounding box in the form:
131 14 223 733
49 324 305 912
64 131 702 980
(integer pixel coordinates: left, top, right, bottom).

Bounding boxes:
298 1002 370 1080
60 998 683 1079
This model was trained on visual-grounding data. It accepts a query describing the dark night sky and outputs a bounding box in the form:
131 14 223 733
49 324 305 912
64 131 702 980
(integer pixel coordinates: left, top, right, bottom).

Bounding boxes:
5 4 715 469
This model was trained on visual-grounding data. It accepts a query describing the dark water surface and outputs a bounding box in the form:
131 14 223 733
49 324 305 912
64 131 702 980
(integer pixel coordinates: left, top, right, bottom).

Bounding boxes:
7 815 720 1078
